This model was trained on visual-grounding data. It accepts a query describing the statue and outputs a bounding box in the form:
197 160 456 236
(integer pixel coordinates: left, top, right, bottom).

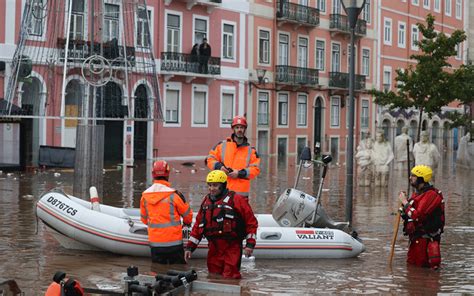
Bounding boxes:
394 127 413 171
355 137 374 187
372 131 394 186
456 132 473 169
413 130 440 169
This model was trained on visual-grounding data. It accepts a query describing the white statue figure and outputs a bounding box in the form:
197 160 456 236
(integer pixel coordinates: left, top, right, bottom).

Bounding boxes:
355 138 374 187
456 132 472 169
413 130 440 169
372 131 394 187
394 126 413 171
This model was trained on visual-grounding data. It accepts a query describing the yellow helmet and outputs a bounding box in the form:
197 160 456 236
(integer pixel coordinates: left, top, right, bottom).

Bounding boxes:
411 165 433 182
206 170 227 183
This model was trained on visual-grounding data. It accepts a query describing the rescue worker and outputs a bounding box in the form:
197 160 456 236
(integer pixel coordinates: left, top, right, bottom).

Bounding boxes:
398 165 445 269
184 170 258 279
45 272 84 296
206 115 260 197
140 160 193 264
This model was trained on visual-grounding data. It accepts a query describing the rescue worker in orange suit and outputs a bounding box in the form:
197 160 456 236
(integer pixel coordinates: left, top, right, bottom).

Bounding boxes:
140 160 193 264
45 273 84 296
206 115 261 197
184 170 258 279
398 165 445 269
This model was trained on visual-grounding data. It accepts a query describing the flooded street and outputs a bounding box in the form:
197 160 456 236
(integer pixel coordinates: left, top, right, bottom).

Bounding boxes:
1 153 473 295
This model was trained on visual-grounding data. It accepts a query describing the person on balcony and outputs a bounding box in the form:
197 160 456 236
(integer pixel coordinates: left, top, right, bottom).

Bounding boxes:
190 43 199 72
199 38 211 74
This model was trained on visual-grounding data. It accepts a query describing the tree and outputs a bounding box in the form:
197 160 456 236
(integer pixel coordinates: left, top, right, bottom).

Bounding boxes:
370 14 467 141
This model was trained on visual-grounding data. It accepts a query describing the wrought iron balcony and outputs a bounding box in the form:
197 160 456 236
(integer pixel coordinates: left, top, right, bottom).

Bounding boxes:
277 1 320 27
160 52 221 75
329 14 367 36
329 71 366 90
275 65 319 87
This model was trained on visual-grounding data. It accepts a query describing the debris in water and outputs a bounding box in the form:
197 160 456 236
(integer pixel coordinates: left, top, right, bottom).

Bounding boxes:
7 173 13 177
191 169 196 174
182 162 195 167
22 194 34 200
175 169 181 173
322 189 330 192
302 177 310 180
54 172 61 177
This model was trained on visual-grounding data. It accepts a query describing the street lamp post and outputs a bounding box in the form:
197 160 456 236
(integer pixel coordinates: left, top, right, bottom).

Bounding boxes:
341 0 366 226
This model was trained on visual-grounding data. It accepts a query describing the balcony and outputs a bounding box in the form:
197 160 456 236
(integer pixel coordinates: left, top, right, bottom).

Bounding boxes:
329 14 367 36
329 71 366 91
276 1 320 28
275 65 319 88
165 0 222 13
160 52 220 81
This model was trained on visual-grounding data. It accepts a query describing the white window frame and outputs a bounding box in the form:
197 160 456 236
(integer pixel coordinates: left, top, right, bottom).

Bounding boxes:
297 93 308 128
257 91 270 126
297 35 309 68
258 28 271 65
278 32 290 66
412 0 419 5
276 135 289 157
135 6 154 51
383 66 392 91
296 136 308 158
193 15 209 45
318 0 326 14
434 0 441 12
315 39 326 72
165 10 183 53
277 92 290 128
220 86 236 128
330 96 340 128
411 25 419 50
362 0 370 24
445 0 452 16
103 2 121 42
423 0 430 9
347 44 357 73
384 18 392 46
331 42 341 72
362 48 370 77
455 43 462 60
191 84 208 127
163 82 182 127
222 20 237 62
455 0 462 19
361 99 369 129
27 0 48 40
398 21 406 48
66 0 88 40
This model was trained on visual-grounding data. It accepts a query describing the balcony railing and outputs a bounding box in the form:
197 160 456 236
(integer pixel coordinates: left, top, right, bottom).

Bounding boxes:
277 1 320 27
275 65 319 87
57 38 136 66
160 52 221 75
329 71 366 90
329 14 367 36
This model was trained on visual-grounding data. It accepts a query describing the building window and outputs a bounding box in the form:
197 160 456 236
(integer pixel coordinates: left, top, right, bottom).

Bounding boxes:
398 22 406 48
318 0 326 13
383 69 391 91
423 0 430 9
103 4 120 42
221 93 234 125
411 25 419 50
384 18 392 45
330 97 340 127
298 37 308 68
278 93 288 126
69 0 85 40
412 0 419 5
223 23 235 60
434 0 440 11
29 0 46 36
167 14 180 52
297 94 307 126
362 0 370 23
455 43 462 60
192 90 207 125
316 40 325 71
347 45 357 71
445 0 451 16
361 100 369 128
455 0 462 19
259 30 270 64
258 92 269 125
331 43 340 72
332 0 341 14
165 89 180 124
362 49 370 76
136 7 151 48
279 34 289 65
194 18 207 45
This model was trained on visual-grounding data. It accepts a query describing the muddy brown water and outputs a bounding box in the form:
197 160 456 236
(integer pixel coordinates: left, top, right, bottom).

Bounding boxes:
0 154 473 294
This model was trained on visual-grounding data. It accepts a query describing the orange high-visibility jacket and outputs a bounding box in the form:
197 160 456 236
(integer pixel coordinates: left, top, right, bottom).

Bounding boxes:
206 136 261 196
140 180 193 247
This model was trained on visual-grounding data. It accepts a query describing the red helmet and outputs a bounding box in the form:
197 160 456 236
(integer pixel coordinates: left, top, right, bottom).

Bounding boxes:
152 160 170 179
231 115 247 128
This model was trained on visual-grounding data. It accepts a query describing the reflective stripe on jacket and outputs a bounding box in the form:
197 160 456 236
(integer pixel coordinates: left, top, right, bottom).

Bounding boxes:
140 180 193 247
206 136 260 195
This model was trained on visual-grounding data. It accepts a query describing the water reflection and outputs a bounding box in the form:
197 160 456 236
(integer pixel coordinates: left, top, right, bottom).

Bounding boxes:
0 154 473 294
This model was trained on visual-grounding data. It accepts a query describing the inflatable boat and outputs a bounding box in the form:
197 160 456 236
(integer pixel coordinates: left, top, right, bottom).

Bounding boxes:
36 187 365 259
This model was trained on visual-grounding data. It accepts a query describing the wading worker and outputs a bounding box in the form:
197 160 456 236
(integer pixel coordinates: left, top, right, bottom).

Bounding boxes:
184 170 258 279
140 160 193 264
206 115 260 197
398 165 445 269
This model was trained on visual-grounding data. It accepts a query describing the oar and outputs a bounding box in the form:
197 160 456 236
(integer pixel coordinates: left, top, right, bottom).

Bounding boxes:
388 139 411 266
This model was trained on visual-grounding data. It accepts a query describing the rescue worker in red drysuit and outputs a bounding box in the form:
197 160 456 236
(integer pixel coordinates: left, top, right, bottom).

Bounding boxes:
44 274 84 296
140 160 193 264
398 165 445 269
206 115 260 197
184 170 258 279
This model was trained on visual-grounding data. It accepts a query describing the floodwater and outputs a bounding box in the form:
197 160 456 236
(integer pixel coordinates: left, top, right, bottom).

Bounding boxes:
1 153 473 295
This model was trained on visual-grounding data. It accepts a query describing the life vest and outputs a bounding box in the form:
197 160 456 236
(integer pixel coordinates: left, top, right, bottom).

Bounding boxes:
44 279 84 296
198 191 245 240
